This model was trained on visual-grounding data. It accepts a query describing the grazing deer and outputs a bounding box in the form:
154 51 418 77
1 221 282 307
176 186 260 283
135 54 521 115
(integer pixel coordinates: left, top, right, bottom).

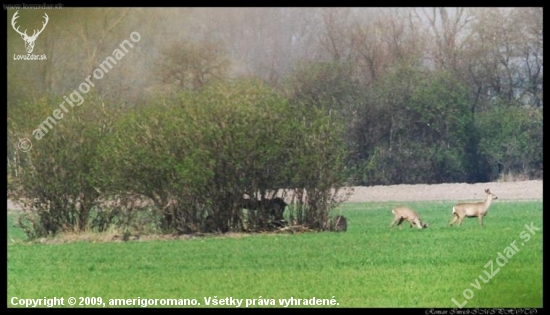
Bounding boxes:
390 206 428 229
241 197 287 220
449 188 498 227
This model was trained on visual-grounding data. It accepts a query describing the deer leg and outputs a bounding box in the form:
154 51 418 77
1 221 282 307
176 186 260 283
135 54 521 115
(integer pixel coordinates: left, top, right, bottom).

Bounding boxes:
398 218 404 230
390 217 399 228
390 217 403 229
449 214 458 226
457 216 465 226
478 215 484 227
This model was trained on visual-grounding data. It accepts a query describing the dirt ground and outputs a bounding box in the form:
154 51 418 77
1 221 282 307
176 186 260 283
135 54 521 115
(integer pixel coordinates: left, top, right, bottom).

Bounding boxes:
6 180 542 211
344 180 543 202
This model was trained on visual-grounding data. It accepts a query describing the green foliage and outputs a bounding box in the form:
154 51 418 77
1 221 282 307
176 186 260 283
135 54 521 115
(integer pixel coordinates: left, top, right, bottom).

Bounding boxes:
285 105 350 228
351 68 479 184
9 79 349 238
283 62 361 226
286 61 362 113
8 93 124 238
107 80 348 233
286 58 542 185
476 103 543 180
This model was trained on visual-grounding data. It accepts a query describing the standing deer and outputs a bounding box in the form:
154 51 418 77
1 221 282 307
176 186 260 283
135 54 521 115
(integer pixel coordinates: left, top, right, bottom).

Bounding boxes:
449 188 498 227
390 206 428 229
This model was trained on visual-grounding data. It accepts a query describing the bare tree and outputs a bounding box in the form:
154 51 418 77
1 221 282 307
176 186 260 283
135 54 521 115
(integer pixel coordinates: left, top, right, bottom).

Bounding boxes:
462 8 543 109
417 7 473 71
349 8 427 85
153 39 230 92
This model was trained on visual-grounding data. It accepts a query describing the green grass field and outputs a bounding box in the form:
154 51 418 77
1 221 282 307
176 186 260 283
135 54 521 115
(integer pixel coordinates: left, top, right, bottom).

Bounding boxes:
7 201 542 308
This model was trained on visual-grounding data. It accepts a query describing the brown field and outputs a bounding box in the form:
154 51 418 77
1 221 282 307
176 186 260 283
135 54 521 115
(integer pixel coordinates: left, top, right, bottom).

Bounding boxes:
344 179 542 203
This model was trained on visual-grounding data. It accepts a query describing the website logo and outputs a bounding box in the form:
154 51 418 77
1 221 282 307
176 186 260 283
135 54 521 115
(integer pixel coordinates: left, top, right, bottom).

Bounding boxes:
11 10 49 54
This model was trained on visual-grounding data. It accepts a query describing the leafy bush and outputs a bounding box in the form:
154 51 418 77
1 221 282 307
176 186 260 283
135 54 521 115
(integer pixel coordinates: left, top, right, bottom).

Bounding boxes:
8 93 124 238
101 80 350 234
476 103 543 180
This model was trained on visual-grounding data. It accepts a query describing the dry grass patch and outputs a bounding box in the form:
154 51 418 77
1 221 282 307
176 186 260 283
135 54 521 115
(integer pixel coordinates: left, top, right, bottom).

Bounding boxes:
19 224 314 245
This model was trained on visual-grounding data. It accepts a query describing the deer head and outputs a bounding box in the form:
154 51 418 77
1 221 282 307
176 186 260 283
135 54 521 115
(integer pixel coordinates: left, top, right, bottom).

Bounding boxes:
485 188 498 200
11 10 49 54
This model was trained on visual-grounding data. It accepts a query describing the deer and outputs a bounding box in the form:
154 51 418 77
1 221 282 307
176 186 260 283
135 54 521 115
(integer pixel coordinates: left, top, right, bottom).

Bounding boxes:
449 188 498 227
332 215 348 232
241 197 287 220
390 206 428 229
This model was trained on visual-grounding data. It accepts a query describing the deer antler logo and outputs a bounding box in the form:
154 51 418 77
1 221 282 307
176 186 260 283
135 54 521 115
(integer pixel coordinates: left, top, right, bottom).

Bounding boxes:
11 10 49 54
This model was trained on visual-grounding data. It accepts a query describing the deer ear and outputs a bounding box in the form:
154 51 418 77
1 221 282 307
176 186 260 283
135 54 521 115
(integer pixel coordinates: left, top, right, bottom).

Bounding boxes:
485 188 489 193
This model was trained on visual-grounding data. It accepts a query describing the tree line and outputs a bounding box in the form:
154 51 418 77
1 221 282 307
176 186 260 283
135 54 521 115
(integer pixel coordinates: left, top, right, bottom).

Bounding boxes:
8 8 542 184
